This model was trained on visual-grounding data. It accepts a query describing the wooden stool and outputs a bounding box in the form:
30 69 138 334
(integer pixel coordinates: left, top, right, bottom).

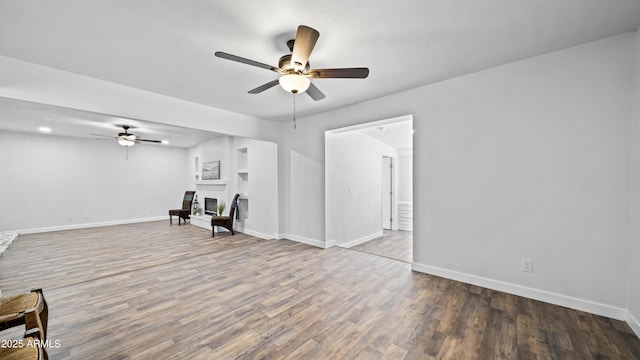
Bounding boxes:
0 288 48 342
0 328 49 360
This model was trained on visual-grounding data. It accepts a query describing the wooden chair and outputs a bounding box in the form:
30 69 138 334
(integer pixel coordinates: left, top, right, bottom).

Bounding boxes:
0 328 49 360
169 191 196 225
0 288 48 342
211 193 240 237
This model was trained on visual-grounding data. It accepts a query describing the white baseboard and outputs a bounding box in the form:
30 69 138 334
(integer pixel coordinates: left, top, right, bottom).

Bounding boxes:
411 262 628 321
626 310 640 339
280 233 328 248
10 216 168 234
241 228 277 240
341 231 384 248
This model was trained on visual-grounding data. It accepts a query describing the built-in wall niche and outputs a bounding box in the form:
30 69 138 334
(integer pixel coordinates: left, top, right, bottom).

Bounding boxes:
238 197 249 220
237 147 249 220
238 172 248 195
237 147 247 170
194 156 200 181
237 148 248 196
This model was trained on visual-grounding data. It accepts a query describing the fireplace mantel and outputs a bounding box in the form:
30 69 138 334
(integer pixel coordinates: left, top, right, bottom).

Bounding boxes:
195 179 228 190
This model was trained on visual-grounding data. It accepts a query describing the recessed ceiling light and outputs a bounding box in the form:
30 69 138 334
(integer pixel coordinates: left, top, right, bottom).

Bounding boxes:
38 126 52 133
161 140 169 145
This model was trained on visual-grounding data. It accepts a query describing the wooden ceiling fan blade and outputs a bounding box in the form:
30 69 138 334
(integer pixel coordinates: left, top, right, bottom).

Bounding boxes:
137 139 162 143
291 25 319 70
309 68 369 78
306 82 326 101
215 52 278 72
248 79 280 94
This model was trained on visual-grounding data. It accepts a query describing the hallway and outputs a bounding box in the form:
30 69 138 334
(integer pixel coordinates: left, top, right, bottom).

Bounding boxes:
346 230 412 263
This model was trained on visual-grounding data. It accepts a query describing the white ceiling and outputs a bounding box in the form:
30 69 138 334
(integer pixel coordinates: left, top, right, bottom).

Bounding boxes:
0 97 221 148
1 1 640 140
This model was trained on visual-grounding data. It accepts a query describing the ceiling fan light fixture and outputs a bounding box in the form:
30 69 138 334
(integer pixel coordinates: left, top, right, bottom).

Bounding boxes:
279 74 310 94
118 135 136 147
118 138 135 147
216 25 367 101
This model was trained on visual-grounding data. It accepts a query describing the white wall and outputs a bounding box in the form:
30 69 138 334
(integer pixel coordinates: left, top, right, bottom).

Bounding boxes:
397 149 414 231
0 130 189 232
398 149 413 203
627 29 640 335
187 136 231 211
232 137 279 239
280 124 326 246
325 131 396 246
410 33 632 318
197 137 230 181
281 33 634 319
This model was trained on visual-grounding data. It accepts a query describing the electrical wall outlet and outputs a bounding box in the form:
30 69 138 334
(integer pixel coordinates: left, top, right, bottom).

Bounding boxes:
521 258 534 273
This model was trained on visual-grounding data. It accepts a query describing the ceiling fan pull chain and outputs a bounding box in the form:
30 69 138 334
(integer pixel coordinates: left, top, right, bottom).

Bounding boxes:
293 93 297 129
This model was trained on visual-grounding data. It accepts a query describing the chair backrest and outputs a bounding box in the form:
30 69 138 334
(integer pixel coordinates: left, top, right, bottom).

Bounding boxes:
228 193 240 220
182 191 196 211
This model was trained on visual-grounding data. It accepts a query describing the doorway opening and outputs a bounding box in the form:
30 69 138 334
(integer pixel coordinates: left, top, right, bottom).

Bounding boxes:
325 115 413 263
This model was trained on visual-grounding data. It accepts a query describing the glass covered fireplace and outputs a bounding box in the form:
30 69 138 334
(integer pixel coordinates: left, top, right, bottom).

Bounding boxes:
204 197 218 215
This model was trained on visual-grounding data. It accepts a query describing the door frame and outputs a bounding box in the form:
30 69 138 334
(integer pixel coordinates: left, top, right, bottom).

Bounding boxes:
382 154 397 230
324 114 412 247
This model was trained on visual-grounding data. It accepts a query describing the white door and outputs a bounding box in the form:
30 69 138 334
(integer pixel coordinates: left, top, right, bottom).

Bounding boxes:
382 156 393 230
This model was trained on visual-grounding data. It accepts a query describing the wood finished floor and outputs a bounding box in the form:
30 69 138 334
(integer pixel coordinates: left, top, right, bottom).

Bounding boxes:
1 221 639 359
347 230 413 263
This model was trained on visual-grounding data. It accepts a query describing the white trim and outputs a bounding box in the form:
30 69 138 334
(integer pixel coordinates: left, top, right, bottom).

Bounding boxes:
280 233 328 248
325 114 413 134
340 231 384 248
381 153 398 231
0 232 19 257
398 202 413 231
10 216 168 235
627 310 640 338
412 262 628 321
240 228 277 240
189 215 211 230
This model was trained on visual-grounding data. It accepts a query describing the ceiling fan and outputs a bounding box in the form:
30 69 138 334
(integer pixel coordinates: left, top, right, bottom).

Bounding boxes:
215 25 369 100
91 125 162 147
